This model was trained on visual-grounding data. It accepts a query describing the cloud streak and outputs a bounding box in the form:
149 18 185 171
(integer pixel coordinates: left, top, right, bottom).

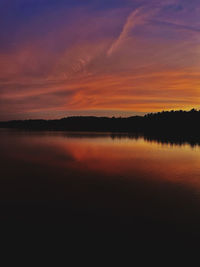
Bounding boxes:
107 8 143 56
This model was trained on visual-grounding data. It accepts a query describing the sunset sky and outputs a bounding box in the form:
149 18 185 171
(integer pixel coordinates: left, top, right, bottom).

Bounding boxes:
0 0 200 120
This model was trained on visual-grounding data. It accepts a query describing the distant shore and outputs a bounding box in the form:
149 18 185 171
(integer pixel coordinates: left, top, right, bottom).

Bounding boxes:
1 109 200 146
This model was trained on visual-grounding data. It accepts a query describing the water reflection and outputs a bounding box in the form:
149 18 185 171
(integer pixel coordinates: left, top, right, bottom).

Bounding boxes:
3 129 200 147
1 129 200 240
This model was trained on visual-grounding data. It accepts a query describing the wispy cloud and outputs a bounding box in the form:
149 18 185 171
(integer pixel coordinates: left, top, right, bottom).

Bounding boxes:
107 8 149 56
150 19 200 33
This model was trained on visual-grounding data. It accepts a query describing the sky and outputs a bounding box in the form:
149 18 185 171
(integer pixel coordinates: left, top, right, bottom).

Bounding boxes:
0 0 200 120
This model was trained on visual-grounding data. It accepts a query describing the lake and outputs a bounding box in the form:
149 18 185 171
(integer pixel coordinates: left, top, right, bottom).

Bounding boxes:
1 129 200 242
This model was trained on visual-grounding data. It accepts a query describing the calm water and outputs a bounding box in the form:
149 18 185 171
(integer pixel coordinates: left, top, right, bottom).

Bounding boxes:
1 129 200 240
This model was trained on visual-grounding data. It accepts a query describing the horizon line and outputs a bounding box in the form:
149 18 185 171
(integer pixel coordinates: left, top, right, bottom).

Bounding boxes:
1 108 199 123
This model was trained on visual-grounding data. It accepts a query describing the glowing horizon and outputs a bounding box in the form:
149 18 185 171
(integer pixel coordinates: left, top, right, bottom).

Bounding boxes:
0 0 199 120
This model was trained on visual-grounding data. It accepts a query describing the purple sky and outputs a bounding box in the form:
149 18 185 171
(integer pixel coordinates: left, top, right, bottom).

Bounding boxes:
0 0 200 120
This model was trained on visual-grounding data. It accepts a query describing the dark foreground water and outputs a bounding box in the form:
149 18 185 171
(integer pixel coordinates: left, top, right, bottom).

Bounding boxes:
1 129 200 246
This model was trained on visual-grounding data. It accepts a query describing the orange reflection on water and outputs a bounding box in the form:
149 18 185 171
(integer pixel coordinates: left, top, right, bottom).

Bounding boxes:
2 131 200 191
41 133 200 190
